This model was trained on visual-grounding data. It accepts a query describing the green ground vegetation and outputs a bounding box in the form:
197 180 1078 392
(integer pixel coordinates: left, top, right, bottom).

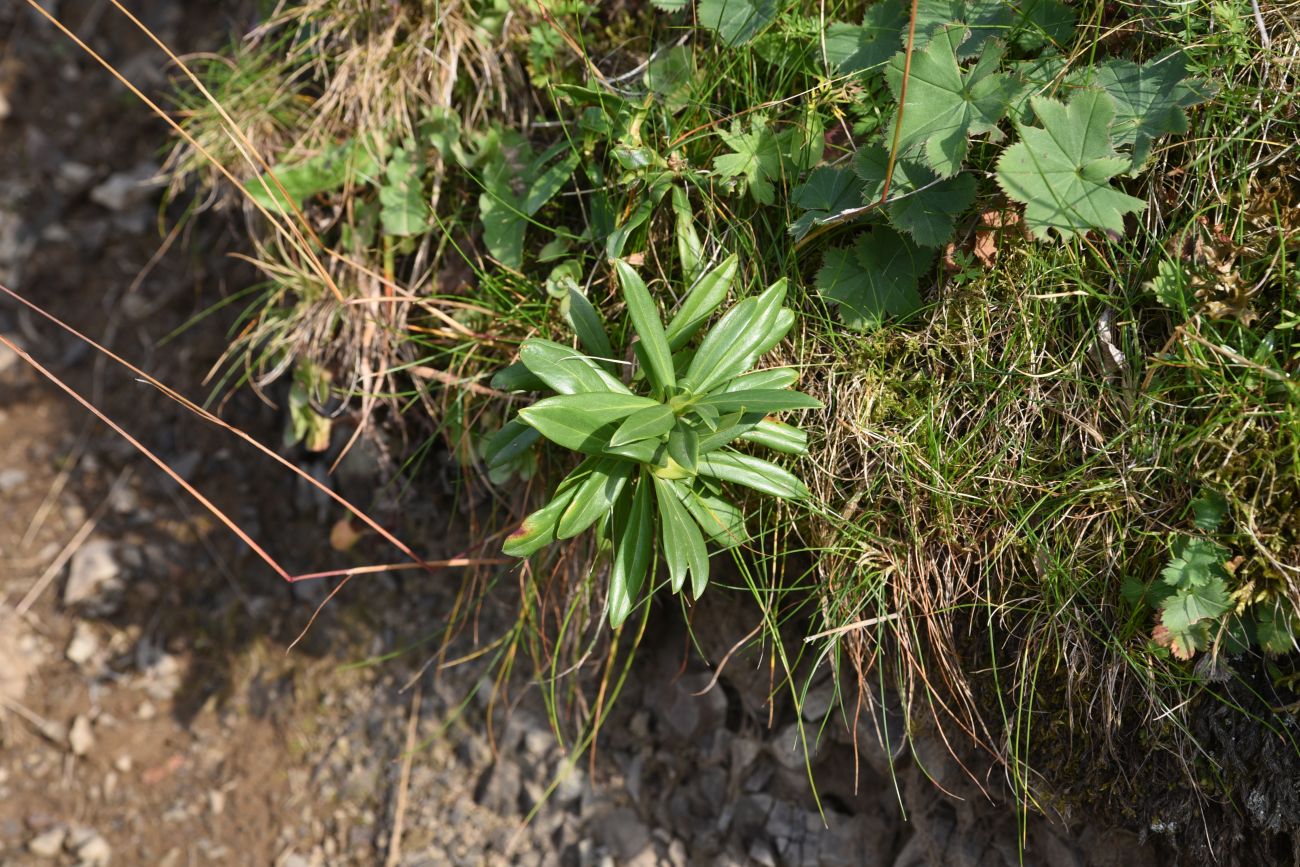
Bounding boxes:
164 0 1300 837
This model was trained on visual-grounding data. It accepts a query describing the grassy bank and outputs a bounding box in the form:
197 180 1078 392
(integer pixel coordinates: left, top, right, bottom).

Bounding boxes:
142 0 1300 852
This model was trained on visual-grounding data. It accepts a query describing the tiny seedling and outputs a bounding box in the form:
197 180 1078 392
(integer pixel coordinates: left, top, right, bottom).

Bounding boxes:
488 255 820 626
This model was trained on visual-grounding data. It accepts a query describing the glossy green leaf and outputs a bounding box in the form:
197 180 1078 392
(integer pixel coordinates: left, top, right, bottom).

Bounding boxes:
653 476 709 595
672 186 704 282
739 419 808 455
722 368 800 392
556 457 635 539
490 361 546 392
665 253 739 351
519 339 629 395
503 484 579 556
698 389 822 415
482 419 541 469
610 403 676 447
522 147 581 216
666 426 700 474
566 289 617 363
679 485 747 548
614 260 676 395
518 393 658 453
685 278 787 393
698 450 809 500
609 476 654 627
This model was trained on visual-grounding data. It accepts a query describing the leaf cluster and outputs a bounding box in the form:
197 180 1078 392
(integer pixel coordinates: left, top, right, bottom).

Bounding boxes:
489 255 820 626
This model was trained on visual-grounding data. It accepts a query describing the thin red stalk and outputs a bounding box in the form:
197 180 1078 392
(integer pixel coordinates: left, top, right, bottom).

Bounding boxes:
0 333 291 581
0 281 435 577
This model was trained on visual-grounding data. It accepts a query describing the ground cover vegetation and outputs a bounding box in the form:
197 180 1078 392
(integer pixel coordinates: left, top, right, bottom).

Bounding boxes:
148 0 1300 852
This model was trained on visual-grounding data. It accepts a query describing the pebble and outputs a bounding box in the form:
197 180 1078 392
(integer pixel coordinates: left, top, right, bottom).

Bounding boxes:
63 539 122 610
69 828 111 865
66 622 100 665
88 161 160 212
69 714 95 756
0 467 27 492
28 826 66 857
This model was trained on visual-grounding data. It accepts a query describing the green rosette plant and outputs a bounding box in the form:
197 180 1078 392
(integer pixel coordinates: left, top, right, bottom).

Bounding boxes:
486 254 820 626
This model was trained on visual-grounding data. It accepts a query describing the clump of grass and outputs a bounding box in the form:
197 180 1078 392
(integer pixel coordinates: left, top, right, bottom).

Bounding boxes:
153 0 1300 849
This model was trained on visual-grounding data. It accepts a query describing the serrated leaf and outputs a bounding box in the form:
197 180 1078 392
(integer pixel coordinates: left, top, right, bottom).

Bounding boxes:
699 0 779 45
911 0 1014 59
666 254 739 351
1160 580 1231 631
519 393 659 453
1255 600 1298 656
698 449 809 499
608 476 654 627
1160 537 1230 590
825 0 907 74
646 45 696 113
556 457 635 539
1009 0 1076 51
1152 620 1210 661
714 117 785 205
884 30 1013 177
1072 52 1210 172
246 136 384 212
379 147 430 236
995 90 1148 241
610 403 677 447
789 167 865 240
1191 490 1229 533
815 227 935 330
615 260 676 395
519 339 630 395
855 144 977 246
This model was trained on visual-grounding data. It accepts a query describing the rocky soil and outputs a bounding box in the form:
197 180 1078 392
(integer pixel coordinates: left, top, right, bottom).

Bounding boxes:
0 2 1169 865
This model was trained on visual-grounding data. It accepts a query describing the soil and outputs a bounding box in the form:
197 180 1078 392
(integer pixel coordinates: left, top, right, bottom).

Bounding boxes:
0 3 1171 866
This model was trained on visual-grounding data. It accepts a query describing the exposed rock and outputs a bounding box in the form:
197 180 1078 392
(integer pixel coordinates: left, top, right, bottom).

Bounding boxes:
63 539 123 612
68 827 111 865
66 622 100 666
68 715 95 757
0 467 26 492
88 161 160 212
594 807 650 861
28 826 66 858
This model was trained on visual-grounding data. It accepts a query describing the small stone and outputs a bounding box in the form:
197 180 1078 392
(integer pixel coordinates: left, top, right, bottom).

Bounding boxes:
72 829 111 865
136 700 156 720
89 162 160 212
114 755 133 773
209 789 225 816
66 623 100 665
0 334 22 376
69 714 95 756
28 827 66 857
0 467 27 492
594 808 650 861
63 539 122 610
55 161 96 194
